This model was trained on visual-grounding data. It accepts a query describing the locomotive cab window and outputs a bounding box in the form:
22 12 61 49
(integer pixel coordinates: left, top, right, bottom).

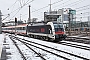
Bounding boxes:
54 24 64 32
54 24 63 28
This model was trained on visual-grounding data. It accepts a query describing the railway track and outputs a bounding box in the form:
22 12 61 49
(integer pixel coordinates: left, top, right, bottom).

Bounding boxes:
9 35 90 60
66 36 90 44
9 35 46 60
58 41 90 51
9 36 27 60
9 35 70 60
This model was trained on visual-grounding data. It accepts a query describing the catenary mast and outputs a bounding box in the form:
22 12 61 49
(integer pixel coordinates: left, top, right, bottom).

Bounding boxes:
49 0 52 13
0 10 2 34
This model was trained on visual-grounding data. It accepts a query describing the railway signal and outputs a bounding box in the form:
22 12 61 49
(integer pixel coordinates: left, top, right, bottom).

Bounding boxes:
15 17 17 23
15 17 17 34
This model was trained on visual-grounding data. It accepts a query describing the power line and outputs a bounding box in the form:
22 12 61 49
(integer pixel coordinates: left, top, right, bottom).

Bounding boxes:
67 0 84 7
62 0 84 8
53 0 84 11
2 0 34 21
8 0 18 10
76 7 90 12
51 0 64 5
31 0 64 13
76 12 90 15
10 0 34 18
20 0 65 21
11 8 21 18
53 0 71 8
75 4 90 10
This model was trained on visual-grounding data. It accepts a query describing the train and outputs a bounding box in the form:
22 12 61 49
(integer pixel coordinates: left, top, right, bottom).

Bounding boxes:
2 21 67 41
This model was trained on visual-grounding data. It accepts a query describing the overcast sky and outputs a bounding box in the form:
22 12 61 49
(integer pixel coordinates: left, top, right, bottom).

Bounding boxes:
0 0 90 22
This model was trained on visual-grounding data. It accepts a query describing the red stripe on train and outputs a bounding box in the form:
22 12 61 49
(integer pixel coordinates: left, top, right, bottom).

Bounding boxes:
55 31 64 34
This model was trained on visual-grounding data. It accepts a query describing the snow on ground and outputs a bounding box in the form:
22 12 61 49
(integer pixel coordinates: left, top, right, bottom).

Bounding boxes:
61 40 90 47
5 34 23 60
0 33 90 60
0 34 4 58
68 34 90 39
68 35 84 37
16 35 90 60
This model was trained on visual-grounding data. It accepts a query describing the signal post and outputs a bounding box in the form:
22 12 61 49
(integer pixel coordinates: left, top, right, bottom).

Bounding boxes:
0 10 2 34
15 17 17 35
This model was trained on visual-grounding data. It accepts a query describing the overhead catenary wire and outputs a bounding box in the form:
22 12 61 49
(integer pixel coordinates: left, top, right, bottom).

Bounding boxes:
31 0 64 13
18 0 65 20
75 4 90 10
31 0 85 21
11 0 34 18
2 0 34 21
6 0 81 19
22 0 87 21
3 0 90 22
31 0 85 18
21 0 65 20
76 12 90 15
8 0 18 10
75 5 90 16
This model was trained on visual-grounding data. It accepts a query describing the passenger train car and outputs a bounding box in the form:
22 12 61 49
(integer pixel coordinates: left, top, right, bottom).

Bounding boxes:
2 21 66 41
2 24 27 35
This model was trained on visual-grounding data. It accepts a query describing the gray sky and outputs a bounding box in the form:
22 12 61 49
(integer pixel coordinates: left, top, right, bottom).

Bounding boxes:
0 0 90 22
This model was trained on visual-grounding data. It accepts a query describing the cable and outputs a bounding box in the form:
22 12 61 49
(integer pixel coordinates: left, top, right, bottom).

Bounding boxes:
65 0 84 7
76 12 90 15
53 0 71 8
11 8 21 18
51 0 63 5
61 0 84 8
23 0 34 6
75 4 90 10
2 0 34 21
8 0 18 10
31 0 64 13
18 0 64 20
11 0 34 18
77 7 90 12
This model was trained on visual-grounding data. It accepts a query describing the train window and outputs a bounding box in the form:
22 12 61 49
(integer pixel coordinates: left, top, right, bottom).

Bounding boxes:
23 27 25 30
17 27 18 30
18 27 20 30
12 28 14 30
22 27 23 30
21 27 23 30
54 24 63 28
19 27 21 30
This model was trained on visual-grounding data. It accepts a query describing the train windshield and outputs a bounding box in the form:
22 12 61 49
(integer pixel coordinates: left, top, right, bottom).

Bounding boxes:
54 24 63 28
54 24 64 32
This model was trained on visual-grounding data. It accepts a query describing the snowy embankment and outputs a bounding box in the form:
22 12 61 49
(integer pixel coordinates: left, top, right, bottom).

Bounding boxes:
2 34 90 60
0 34 4 58
17 35 90 60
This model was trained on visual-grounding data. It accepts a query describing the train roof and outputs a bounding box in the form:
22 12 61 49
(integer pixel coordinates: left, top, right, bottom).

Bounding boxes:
2 26 15 28
28 23 46 26
16 24 27 27
2 24 28 28
52 21 63 24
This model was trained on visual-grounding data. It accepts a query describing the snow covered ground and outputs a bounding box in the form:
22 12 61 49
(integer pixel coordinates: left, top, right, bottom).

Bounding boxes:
0 33 90 60
0 34 4 58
